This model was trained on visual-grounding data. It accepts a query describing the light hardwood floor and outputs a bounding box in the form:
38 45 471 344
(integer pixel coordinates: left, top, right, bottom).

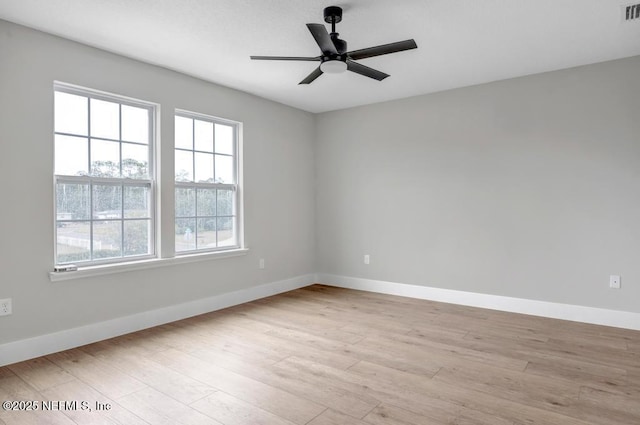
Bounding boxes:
1 284 639 425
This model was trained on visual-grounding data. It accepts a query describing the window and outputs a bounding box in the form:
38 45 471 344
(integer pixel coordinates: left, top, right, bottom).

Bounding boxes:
54 84 155 266
174 112 239 253
53 83 244 273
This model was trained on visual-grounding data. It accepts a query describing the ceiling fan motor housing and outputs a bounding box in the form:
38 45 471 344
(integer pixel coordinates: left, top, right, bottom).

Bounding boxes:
331 35 347 54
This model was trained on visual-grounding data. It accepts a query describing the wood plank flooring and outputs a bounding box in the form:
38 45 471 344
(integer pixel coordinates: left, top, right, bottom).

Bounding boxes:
1 284 639 425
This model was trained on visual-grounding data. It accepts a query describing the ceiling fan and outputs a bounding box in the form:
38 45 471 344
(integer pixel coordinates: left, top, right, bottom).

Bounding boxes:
250 6 418 85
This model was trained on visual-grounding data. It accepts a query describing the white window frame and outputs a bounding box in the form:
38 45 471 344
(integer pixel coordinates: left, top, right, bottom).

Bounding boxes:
174 109 242 254
53 83 157 267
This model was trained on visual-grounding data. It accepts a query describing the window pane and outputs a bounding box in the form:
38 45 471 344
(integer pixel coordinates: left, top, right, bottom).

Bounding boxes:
93 184 122 219
175 187 195 217
57 221 91 264
175 218 196 252
195 152 214 183
55 135 88 176
93 220 122 259
122 105 149 144
124 220 150 256
122 143 149 179
124 186 150 218
215 154 234 183
55 92 88 136
197 188 216 216
90 98 119 140
217 189 233 216
217 217 235 247
197 218 216 249
175 116 193 150
215 123 233 155
56 183 90 220
175 150 193 182
194 119 214 152
91 139 120 177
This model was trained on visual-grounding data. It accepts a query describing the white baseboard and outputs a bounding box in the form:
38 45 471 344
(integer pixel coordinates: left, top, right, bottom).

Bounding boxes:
3 272 638 367
317 273 640 331
0 274 315 367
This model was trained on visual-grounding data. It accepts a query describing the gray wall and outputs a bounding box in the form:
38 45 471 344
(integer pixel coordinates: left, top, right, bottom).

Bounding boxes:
0 20 316 344
316 56 640 313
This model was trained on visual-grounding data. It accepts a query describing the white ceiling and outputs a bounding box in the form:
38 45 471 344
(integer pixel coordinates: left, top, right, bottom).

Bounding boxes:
1 0 639 113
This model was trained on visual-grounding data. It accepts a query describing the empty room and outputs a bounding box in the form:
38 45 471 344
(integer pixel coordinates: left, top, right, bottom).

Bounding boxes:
1 1 639 424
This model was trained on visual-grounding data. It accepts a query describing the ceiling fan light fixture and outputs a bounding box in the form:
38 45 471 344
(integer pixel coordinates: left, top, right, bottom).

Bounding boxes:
320 60 347 74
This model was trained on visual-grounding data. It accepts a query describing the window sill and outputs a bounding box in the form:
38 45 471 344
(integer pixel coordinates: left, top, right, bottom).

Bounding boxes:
49 248 250 282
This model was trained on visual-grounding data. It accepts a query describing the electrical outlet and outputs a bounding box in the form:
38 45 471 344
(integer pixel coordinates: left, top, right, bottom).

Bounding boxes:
364 255 370 265
259 258 265 269
0 298 12 316
609 275 621 289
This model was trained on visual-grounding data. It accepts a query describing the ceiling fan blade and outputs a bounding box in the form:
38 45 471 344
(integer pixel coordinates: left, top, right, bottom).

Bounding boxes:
299 67 323 85
347 39 417 61
306 23 338 55
346 60 389 81
250 56 321 61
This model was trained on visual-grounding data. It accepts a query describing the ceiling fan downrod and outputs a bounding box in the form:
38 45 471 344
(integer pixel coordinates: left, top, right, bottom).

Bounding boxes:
324 6 346 55
324 5 342 32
